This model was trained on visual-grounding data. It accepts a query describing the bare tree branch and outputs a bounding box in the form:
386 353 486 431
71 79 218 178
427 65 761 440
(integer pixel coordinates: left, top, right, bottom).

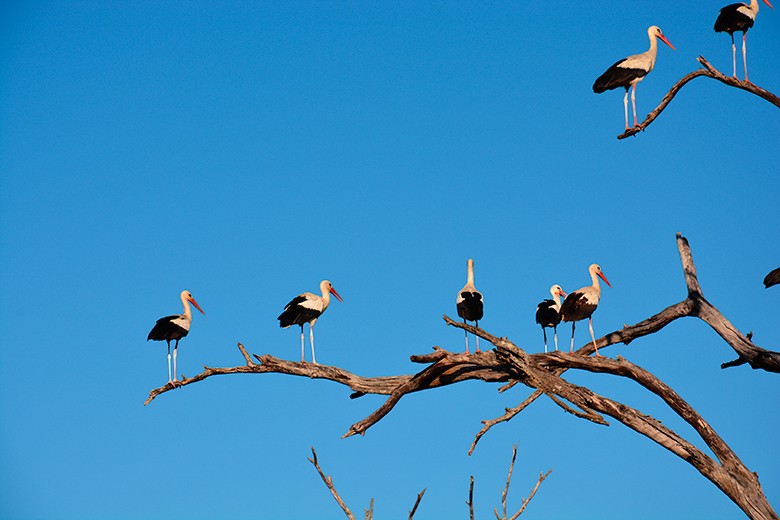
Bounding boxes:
409 488 426 520
617 56 780 140
144 233 780 519
308 447 356 520
467 476 475 520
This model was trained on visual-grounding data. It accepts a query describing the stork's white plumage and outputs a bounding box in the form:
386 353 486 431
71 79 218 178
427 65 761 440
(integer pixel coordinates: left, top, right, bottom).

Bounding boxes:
535 284 567 353
593 26 675 130
714 0 773 81
456 258 484 354
147 290 205 384
278 279 343 364
560 264 611 356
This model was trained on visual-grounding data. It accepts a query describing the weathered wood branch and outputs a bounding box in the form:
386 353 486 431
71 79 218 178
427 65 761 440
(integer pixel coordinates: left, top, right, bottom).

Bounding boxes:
617 56 780 140
144 233 779 519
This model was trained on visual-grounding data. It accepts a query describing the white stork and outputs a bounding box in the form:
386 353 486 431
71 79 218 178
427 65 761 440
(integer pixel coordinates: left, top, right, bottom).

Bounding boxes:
593 26 676 130
278 279 343 364
535 284 567 353
147 290 205 384
456 258 484 354
559 264 611 356
714 0 773 81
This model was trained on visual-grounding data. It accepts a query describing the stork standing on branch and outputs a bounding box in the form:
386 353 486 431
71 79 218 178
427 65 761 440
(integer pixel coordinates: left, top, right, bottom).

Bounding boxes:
147 290 205 384
593 26 676 131
456 258 484 354
714 0 773 82
560 264 611 356
535 285 567 353
278 280 343 364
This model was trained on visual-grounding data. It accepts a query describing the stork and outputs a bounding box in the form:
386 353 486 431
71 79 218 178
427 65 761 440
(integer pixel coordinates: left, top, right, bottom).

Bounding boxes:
560 264 611 356
714 0 773 81
535 285 567 353
456 258 484 354
593 26 676 130
147 290 205 384
278 279 343 364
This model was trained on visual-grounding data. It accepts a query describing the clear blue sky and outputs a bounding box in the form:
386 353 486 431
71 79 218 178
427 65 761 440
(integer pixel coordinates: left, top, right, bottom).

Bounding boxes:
1 2 778 519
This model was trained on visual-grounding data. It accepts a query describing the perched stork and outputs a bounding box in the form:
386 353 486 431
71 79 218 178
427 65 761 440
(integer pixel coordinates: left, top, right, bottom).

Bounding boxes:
147 290 205 384
456 258 484 354
535 285 567 353
714 0 773 81
278 279 343 364
560 264 611 356
593 26 675 130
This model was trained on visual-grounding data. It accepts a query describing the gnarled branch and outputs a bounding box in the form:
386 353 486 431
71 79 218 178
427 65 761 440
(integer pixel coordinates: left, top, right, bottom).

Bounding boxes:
617 56 780 140
144 233 779 519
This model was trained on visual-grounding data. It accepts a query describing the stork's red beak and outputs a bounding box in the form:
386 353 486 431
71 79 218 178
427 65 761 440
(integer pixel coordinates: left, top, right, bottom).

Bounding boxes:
659 34 676 51
330 287 344 303
763 0 773 8
189 298 205 314
558 289 568 298
598 272 612 288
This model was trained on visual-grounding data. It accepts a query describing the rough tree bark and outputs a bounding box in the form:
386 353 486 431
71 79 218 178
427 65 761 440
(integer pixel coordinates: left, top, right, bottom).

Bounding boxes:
144 233 779 520
617 56 780 140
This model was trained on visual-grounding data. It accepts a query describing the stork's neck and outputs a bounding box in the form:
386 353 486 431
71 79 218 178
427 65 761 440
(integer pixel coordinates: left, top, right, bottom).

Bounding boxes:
466 260 475 286
552 293 562 306
590 269 602 294
181 295 192 321
320 284 332 310
751 0 761 14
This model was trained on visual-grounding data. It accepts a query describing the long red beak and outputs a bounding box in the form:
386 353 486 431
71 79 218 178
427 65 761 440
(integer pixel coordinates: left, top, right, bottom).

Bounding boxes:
598 272 612 288
763 0 773 8
558 289 568 298
659 34 676 51
330 287 344 303
189 298 205 314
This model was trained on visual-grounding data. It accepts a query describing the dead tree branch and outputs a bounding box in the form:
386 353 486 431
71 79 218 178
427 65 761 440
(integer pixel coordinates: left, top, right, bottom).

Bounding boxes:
309 447 357 520
144 233 779 519
617 56 780 140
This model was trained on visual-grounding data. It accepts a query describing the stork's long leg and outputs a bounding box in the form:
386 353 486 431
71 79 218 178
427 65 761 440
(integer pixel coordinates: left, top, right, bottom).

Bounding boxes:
542 327 548 353
553 324 559 352
731 33 737 78
742 32 749 82
300 324 305 362
310 323 317 364
631 83 638 127
172 339 179 382
463 319 470 355
167 340 173 384
623 89 630 131
570 322 576 353
475 320 481 353
589 317 602 357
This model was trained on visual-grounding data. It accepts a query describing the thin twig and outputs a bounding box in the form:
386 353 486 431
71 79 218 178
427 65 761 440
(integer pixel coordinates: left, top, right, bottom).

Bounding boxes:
509 470 553 520
468 476 475 520
409 488 426 519
308 447 356 520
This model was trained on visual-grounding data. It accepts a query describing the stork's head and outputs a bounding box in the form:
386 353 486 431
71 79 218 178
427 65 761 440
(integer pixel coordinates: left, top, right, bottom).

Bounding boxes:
321 280 344 303
649 26 676 50
181 290 205 314
589 264 612 288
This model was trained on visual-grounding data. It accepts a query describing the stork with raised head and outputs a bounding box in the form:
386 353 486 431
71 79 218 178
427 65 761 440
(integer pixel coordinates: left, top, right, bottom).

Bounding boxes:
714 0 773 81
535 285 567 353
593 26 676 130
560 264 611 356
456 258 484 354
278 279 343 364
147 290 205 384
